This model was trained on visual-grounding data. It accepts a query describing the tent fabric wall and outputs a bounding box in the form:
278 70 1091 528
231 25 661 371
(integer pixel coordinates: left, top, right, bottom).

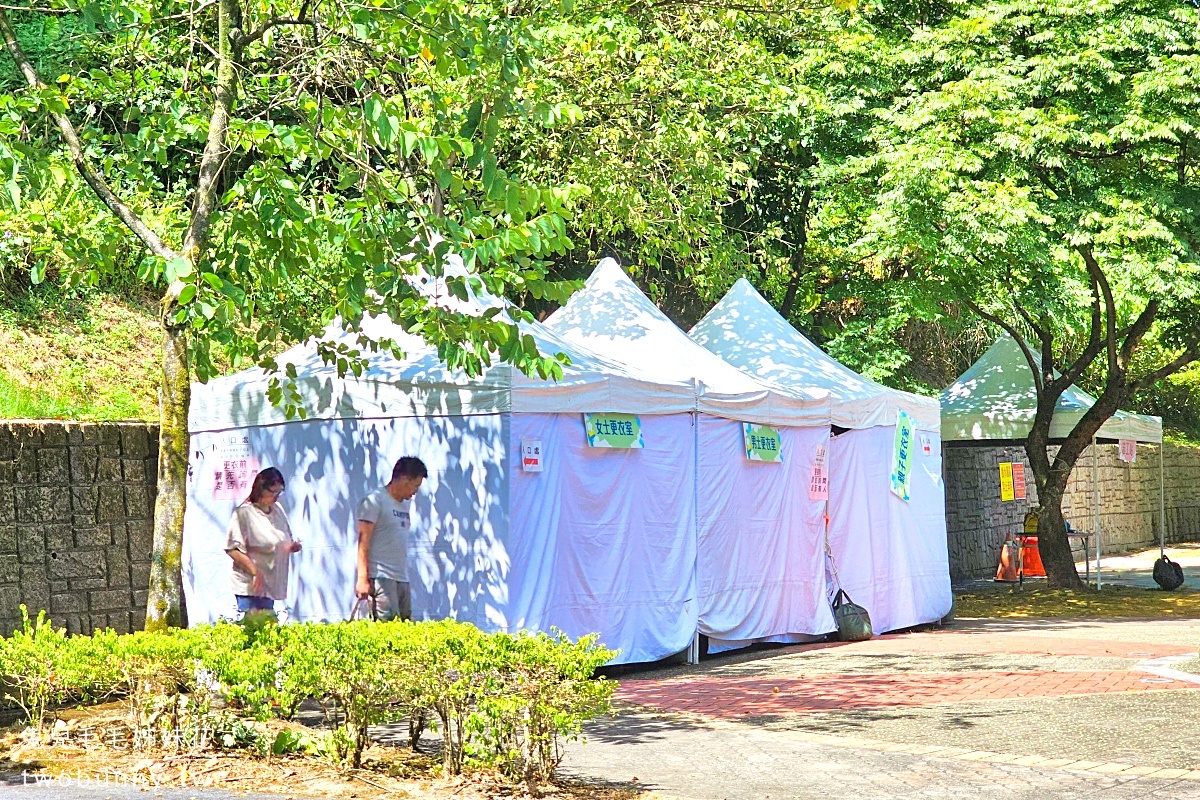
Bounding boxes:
696 417 836 648
545 261 835 647
689 278 952 633
185 414 510 628
508 413 698 664
942 334 1162 444
185 411 699 665
826 427 952 633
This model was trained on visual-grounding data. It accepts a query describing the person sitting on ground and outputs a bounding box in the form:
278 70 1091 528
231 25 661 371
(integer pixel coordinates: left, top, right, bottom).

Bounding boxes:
355 456 428 621
224 466 302 617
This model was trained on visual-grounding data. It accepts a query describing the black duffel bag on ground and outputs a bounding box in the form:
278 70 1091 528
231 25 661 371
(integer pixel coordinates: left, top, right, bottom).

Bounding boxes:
832 589 873 642
1153 554 1185 591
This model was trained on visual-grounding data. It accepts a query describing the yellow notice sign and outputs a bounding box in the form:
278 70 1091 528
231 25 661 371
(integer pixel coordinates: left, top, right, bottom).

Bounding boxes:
999 462 1015 502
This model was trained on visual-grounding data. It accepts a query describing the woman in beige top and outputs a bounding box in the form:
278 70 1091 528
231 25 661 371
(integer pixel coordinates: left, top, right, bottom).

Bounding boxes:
224 467 302 616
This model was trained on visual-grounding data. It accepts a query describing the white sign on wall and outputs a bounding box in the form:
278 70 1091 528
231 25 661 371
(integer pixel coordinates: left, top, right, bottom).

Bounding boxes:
1119 439 1137 463
521 439 544 473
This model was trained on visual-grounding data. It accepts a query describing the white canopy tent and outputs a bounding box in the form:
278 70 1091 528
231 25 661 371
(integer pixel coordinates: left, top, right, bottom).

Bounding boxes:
185 310 707 664
545 261 836 652
689 278 952 633
941 334 1165 582
942 334 1163 444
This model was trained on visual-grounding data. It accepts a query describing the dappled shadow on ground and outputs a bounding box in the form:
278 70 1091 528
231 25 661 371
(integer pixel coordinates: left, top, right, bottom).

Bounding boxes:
581 711 713 747
765 705 1020 736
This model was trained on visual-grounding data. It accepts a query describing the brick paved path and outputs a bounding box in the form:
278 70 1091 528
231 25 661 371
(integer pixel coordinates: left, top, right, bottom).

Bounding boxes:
617 669 1195 718
565 619 1200 799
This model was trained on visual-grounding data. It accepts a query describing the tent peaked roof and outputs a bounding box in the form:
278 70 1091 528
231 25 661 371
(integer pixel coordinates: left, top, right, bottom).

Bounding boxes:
689 278 940 431
941 333 1162 443
188 311 698 433
544 259 829 427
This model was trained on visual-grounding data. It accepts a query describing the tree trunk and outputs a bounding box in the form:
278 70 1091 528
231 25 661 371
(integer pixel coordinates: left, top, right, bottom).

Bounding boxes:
1035 486 1083 589
145 318 190 631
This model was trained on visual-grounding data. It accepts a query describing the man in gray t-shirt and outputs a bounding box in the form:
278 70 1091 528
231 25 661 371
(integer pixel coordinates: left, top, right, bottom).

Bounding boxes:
355 456 428 621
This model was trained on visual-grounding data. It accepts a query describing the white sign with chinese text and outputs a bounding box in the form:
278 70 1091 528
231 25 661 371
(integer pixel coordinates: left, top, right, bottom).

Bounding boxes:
521 439 544 473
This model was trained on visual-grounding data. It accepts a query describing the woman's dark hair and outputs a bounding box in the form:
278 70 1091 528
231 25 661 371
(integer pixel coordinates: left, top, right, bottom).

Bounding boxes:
248 467 286 503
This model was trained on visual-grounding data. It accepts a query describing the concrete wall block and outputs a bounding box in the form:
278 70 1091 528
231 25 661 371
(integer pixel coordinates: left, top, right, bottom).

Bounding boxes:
0 584 20 616
44 524 72 553
124 486 149 519
0 487 14 524
81 426 106 446
97 486 126 522
19 564 49 611
130 561 151 590
74 526 111 549
107 612 131 634
15 451 36 485
96 426 120 447
127 520 153 558
51 592 87 614
71 486 98 517
89 588 131 612
106 544 130 588
17 487 71 524
47 549 105 580
120 426 150 460
70 577 107 590
0 525 15 555
0 553 18 584
121 459 145 483
37 448 69 486
69 447 99 484
97 457 123 484
17 528 45 564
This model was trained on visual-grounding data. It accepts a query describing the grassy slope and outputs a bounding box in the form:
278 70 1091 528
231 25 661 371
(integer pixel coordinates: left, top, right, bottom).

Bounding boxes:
0 286 159 421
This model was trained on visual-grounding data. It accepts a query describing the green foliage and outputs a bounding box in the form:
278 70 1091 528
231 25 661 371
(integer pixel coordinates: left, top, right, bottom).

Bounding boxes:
0 0 589 423
1 615 615 787
0 282 159 421
0 606 71 728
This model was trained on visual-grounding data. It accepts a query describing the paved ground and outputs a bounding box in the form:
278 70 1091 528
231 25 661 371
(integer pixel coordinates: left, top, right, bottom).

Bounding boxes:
562 616 1200 799
1079 543 1200 589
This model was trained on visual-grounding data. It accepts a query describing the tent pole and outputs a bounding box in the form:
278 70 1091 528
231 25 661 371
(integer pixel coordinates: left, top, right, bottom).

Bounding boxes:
1160 443 1167 557
1093 437 1101 590
688 408 700 665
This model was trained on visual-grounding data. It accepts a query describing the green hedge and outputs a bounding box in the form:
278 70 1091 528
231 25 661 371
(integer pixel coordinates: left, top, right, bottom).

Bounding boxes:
0 606 615 785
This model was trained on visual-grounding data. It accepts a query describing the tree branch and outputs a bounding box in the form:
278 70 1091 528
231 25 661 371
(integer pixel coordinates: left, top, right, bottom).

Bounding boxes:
235 14 315 47
961 294 1044 399
179 0 241 291
1077 245 1118 378
1057 272 1105 388
0 3 72 14
1118 299 1158 371
0 8 178 260
1130 339 1200 394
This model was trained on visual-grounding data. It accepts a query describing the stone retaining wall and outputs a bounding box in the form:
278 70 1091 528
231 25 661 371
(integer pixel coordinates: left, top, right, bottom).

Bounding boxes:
945 442 1200 580
0 422 158 635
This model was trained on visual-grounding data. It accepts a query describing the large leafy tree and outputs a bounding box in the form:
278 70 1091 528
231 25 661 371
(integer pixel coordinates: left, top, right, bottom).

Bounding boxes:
499 1 875 324
860 0 1200 586
0 0 578 628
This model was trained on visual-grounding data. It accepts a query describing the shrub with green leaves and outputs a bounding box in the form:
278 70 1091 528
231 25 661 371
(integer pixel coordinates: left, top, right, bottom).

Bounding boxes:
0 611 616 787
0 606 71 729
